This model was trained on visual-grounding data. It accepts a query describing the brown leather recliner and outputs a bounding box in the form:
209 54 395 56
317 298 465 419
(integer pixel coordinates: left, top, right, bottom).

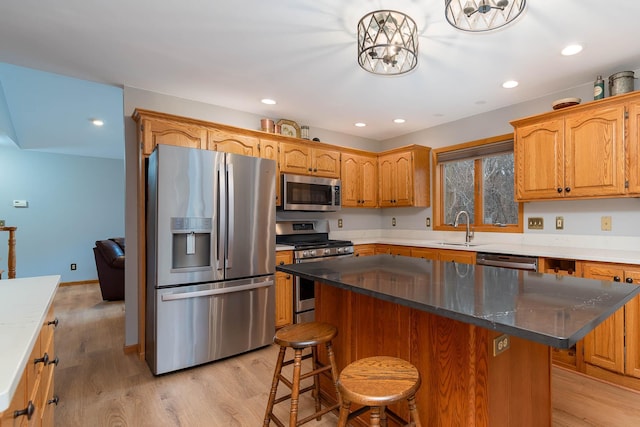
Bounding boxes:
93 238 125 300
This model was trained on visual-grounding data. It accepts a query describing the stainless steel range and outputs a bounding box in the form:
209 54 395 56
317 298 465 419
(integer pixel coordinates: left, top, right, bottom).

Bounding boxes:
276 220 353 323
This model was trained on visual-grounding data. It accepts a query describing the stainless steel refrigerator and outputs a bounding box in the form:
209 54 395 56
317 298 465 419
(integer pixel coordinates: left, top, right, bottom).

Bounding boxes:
145 144 276 375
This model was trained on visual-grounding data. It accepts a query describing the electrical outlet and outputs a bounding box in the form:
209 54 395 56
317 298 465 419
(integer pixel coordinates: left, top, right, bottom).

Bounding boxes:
601 216 612 231
70 263 77 271
426 217 431 228
392 217 396 227
527 217 544 230
338 219 343 228
493 334 510 356
555 216 564 230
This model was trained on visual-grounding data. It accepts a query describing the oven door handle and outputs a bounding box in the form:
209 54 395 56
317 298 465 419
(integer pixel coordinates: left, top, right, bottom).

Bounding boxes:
161 280 274 301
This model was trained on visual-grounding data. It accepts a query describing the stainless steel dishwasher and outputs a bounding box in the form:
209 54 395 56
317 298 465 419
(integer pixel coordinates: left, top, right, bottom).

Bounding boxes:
476 252 538 271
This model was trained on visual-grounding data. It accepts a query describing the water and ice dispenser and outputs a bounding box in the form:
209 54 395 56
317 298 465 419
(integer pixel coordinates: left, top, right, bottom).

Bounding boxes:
170 217 212 270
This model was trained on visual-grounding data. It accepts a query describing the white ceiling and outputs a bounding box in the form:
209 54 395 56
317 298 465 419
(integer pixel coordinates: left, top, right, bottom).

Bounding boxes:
1 0 640 159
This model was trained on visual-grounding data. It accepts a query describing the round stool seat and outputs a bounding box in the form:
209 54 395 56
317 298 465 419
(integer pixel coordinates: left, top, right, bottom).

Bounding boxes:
274 321 337 349
337 356 422 426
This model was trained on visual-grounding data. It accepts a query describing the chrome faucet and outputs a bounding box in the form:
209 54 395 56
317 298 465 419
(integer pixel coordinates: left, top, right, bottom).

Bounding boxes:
453 210 474 243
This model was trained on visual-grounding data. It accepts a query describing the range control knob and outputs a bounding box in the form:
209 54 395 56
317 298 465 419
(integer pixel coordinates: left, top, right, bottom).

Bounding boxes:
309 250 316 257
324 248 331 255
302 250 309 257
337 247 344 253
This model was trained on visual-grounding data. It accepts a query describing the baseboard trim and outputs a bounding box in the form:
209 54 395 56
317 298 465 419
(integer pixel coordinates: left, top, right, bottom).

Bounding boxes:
60 279 99 287
123 344 139 355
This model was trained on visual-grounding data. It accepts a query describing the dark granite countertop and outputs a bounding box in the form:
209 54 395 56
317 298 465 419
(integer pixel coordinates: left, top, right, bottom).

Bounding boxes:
277 255 640 349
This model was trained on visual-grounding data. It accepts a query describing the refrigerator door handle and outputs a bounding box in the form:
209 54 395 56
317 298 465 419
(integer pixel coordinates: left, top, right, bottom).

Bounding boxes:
226 162 234 270
217 162 226 271
161 280 274 301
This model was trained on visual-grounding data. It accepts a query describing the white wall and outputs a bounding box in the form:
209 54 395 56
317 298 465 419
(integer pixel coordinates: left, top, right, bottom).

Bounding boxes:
0 147 124 281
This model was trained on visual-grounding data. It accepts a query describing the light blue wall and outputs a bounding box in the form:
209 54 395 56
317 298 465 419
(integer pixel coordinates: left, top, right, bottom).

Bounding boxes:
0 148 124 281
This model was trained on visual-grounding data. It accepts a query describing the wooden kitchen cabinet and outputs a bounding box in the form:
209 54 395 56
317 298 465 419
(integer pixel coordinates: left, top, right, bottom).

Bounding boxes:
375 244 412 257
279 141 341 178
378 145 430 207
438 249 476 265
275 251 294 328
512 99 625 201
258 136 280 206
410 247 439 260
341 151 378 207
626 99 640 194
582 262 640 378
353 244 376 257
1 306 58 427
134 111 208 157
207 128 259 156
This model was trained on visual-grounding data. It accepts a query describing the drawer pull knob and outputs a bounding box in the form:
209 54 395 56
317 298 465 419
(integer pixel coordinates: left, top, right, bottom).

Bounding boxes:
613 276 621 282
48 396 60 406
626 277 634 284
47 356 60 366
47 318 59 328
14 401 35 420
34 352 49 366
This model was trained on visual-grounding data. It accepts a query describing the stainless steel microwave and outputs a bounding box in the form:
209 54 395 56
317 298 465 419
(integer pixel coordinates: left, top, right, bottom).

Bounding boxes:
281 174 341 211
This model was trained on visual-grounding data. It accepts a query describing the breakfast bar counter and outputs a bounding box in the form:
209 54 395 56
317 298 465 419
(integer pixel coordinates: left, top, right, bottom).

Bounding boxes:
277 255 640 426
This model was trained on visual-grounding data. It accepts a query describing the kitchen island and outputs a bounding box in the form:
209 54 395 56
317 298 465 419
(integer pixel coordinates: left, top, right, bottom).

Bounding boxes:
277 255 640 426
0 275 60 423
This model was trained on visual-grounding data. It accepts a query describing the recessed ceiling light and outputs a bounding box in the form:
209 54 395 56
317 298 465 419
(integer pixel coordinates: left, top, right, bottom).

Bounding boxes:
502 80 519 89
92 119 104 126
261 98 276 105
355 122 366 127
561 44 583 56
393 118 406 124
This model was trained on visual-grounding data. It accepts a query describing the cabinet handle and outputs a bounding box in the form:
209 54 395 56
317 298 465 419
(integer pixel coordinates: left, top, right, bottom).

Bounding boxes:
565 187 571 193
355 253 360 257
308 167 312 171
314 168 317 172
613 276 621 282
48 396 60 406
14 401 35 420
557 187 563 193
47 318 59 328
34 352 49 366
626 277 634 284
47 356 59 366
279 261 285 265
285 275 290 279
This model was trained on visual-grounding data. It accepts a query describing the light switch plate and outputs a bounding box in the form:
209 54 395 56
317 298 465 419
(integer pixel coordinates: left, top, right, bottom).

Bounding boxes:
555 216 564 230
527 217 543 230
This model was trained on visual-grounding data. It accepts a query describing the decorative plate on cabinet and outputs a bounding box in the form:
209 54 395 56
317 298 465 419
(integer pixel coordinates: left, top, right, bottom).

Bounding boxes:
277 119 300 138
552 97 581 110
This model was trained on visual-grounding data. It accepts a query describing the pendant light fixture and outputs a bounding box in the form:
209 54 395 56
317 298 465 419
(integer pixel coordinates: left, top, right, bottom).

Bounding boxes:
445 0 526 32
357 10 418 75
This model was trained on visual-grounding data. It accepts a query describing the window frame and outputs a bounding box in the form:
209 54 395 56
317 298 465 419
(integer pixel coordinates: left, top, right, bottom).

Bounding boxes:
432 133 523 233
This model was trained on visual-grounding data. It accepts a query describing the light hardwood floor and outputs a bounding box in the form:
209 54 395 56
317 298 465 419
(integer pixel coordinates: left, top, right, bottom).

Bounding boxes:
54 283 640 426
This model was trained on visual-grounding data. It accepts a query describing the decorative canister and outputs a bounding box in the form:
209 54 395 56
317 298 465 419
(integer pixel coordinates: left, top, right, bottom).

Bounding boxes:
301 125 310 139
274 124 281 134
260 118 275 133
608 71 635 96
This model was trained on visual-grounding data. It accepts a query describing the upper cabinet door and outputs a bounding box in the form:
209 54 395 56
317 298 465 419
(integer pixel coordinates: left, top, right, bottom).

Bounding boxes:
564 105 625 198
359 154 378 207
627 100 640 194
341 154 360 207
312 147 341 178
280 141 312 175
392 151 414 206
141 118 207 156
208 129 259 156
514 119 564 200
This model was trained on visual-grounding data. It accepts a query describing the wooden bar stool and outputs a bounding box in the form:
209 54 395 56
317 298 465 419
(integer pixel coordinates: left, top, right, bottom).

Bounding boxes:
263 321 341 426
337 356 422 427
